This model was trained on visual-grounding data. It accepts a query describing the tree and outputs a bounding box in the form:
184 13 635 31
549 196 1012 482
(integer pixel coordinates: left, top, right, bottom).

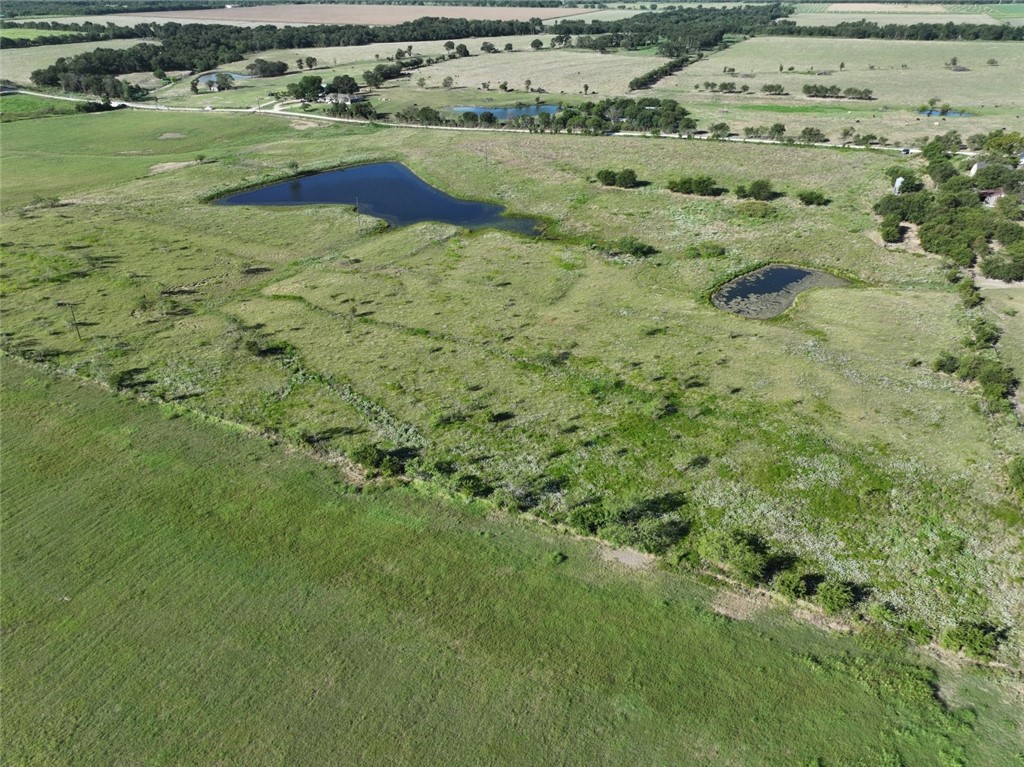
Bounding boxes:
478 111 496 125
524 78 531 91
287 74 322 102
444 40 455 51
481 41 497 53
296 58 304 70
331 74 358 95
417 77 426 88
363 70 384 88
709 122 730 139
596 169 617 186
504 43 513 52
442 76 454 89
305 56 317 70
583 84 589 95
189 79 199 94
799 127 827 143
531 38 543 50
215 72 233 91
455 44 470 57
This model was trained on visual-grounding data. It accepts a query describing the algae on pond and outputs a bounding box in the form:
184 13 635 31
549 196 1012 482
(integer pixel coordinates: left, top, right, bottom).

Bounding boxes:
712 265 849 319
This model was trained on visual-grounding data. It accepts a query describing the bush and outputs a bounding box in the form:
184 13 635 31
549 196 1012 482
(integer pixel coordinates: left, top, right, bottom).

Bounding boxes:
940 622 1000 661
616 236 656 257
969 317 1001 348
667 175 722 196
932 351 959 374
596 168 617 186
957 279 982 308
683 240 726 258
744 179 778 201
772 569 807 601
735 201 776 219
980 251 1024 282
349 443 387 470
880 214 903 243
815 578 855 615
796 190 829 206
697 529 768 585
615 168 639 188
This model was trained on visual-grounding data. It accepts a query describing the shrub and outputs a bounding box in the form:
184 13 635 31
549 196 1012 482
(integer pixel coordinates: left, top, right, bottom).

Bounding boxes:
969 317 1001 348
957 279 982 308
940 622 1000 661
880 214 903 243
815 578 855 615
615 168 639 188
735 201 776 219
772 569 807 601
596 168 617 186
796 190 829 206
667 175 722 196
932 351 959 374
616 236 656 257
697 529 768 585
980 251 1024 282
349 443 387 470
683 240 726 258
737 179 777 201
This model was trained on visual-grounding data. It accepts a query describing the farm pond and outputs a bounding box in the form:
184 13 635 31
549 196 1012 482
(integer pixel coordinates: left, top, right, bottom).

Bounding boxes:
215 162 541 234
712 265 849 319
451 105 560 119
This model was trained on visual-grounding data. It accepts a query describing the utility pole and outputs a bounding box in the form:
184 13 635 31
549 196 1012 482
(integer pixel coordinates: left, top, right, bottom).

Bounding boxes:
57 301 82 341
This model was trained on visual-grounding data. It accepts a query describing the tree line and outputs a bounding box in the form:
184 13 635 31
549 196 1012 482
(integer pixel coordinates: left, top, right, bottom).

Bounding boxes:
765 18 1024 42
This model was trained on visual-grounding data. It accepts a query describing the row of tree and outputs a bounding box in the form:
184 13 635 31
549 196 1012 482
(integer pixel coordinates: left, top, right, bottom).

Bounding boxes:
802 83 873 100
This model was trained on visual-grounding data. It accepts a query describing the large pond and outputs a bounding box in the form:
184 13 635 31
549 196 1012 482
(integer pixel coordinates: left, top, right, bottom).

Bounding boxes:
451 105 560 119
712 265 849 319
215 162 540 235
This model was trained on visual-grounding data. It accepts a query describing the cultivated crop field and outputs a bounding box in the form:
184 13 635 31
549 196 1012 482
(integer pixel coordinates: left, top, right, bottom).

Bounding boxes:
2 109 1022 659
790 1 1018 24
654 37 1024 145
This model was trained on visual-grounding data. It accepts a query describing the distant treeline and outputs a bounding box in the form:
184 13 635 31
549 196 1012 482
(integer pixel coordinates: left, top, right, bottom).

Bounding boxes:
0 21 153 48
765 19 1024 42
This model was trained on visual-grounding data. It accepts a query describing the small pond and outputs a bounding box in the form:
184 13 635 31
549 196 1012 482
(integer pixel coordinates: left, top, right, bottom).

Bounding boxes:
451 105 560 119
197 72 255 84
711 265 849 319
215 161 540 235
918 109 971 117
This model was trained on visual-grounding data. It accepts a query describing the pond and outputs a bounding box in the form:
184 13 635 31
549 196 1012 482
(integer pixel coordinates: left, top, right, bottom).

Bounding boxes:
451 105 560 120
215 162 541 235
197 72 255 84
918 109 971 117
711 265 849 319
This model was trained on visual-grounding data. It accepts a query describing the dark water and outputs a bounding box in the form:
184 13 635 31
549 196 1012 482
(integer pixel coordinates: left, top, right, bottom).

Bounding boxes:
452 105 560 119
919 109 971 117
712 265 849 319
215 162 540 235
197 72 255 84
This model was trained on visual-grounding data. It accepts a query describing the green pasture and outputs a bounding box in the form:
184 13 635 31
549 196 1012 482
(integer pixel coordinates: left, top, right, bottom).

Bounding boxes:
3 361 1022 766
2 110 1022 653
0 37 151 85
0 26 85 40
0 92 78 121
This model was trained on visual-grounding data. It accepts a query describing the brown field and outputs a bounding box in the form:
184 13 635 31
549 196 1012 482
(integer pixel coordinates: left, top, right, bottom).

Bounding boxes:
32 4 588 28
826 2 947 11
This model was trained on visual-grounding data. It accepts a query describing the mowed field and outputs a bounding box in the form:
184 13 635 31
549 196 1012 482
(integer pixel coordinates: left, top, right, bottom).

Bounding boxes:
0 26 85 39
5 360 1022 766
654 37 1024 145
2 109 1023 655
0 38 151 84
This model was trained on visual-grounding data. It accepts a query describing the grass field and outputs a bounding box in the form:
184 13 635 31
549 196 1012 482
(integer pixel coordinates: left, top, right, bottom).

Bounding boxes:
0 38 150 85
3 360 1022 766
653 37 1024 145
0 27 85 40
2 109 1022 661
0 92 79 121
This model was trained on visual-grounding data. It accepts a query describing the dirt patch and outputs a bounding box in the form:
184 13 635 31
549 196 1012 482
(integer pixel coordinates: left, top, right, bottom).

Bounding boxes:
710 588 773 621
289 119 322 131
598 545 654 570
794 606 854 633
149 161 198 174
158 132 186 139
